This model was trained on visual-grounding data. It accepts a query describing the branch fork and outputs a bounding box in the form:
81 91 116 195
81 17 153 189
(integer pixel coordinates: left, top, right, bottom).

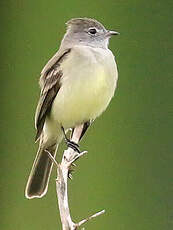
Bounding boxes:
50 125 105 229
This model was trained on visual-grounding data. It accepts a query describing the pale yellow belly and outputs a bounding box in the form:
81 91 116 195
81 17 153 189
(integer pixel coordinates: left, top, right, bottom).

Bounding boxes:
51 65 116 128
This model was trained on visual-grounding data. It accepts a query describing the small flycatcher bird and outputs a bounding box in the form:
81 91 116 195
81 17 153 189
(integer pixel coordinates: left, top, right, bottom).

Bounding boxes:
25 18 119 199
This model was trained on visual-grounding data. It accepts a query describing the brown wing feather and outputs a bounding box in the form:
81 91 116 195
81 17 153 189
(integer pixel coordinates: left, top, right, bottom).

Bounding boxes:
35 49 71 142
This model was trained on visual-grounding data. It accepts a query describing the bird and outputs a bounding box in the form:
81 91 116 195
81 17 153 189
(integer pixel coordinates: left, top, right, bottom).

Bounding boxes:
25 18 119 199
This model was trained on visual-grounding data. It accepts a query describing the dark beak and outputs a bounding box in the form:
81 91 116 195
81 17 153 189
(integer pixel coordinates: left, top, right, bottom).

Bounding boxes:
106 30 120 37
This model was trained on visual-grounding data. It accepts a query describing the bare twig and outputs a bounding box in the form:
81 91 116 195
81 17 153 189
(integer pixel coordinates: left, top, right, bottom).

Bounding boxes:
77 210 105 227
56 125 105 229
45 149 59 167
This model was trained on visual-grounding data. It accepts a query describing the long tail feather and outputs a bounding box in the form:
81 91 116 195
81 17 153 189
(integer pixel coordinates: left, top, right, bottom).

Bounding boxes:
25 143 58 199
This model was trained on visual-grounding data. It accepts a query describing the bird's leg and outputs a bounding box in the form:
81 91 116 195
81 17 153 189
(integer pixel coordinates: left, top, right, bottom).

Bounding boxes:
61 126 81 153
64 124 89 179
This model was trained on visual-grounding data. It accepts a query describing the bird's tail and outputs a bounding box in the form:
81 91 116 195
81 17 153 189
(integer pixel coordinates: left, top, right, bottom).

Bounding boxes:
25 142 58 199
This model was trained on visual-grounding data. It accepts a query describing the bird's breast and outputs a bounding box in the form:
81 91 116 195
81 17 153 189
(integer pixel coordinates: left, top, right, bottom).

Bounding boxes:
51 46 118 128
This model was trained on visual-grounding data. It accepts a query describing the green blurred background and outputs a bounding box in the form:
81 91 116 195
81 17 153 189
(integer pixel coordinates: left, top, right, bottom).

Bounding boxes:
0 0 173 229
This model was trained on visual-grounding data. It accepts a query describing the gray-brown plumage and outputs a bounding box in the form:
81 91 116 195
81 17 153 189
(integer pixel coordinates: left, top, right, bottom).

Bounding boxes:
25 18 118 199
35 49 71 142
25 49 71 199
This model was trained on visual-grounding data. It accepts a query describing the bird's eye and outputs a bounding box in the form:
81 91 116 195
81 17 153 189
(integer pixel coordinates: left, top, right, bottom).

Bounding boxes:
88 28 97 35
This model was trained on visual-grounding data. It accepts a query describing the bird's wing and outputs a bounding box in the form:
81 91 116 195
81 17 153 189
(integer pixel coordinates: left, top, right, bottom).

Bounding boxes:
35 48 71 142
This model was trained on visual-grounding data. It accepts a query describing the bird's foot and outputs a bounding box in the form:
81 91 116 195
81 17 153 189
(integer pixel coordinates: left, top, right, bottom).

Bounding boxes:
67 150 88 179
61 126 81 153
66 139 81 153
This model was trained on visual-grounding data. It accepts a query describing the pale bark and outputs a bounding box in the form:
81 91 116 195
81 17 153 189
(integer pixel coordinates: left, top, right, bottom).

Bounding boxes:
52 125 105 229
